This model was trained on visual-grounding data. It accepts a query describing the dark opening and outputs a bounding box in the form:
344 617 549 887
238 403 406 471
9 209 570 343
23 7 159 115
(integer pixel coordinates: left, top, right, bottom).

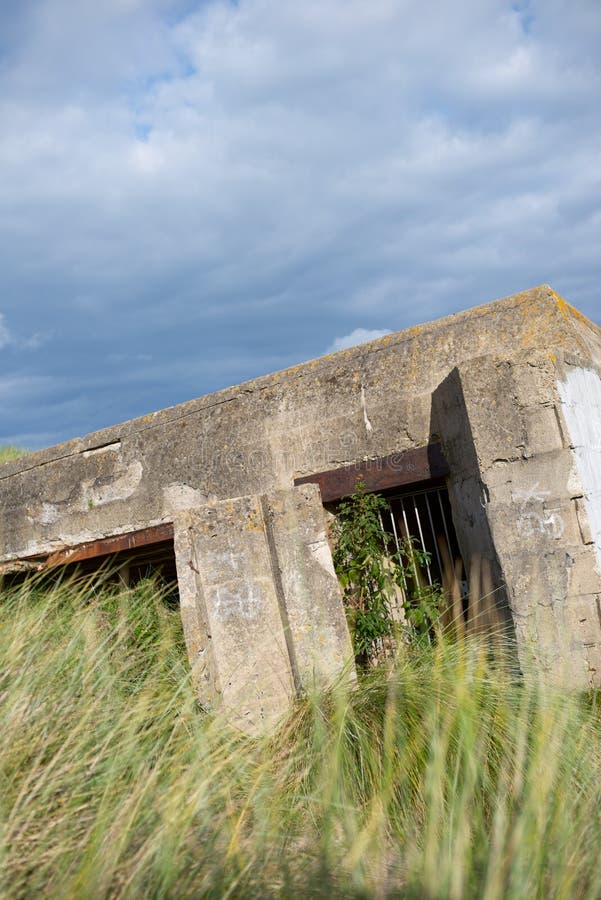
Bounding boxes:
327 476 467 625
2 536 180 608
380 481 467 618
64 539 180 606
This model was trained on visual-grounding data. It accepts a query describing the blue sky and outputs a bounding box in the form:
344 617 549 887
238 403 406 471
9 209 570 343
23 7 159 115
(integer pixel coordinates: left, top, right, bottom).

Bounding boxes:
1 0 600 449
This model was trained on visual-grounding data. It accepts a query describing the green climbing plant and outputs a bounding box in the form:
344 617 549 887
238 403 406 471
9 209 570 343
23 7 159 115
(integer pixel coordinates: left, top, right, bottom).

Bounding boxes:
332 479 444 663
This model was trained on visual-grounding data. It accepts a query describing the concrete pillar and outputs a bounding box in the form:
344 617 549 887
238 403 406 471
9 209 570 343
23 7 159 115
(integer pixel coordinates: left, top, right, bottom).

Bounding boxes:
173 484 354 733
433 351 601 688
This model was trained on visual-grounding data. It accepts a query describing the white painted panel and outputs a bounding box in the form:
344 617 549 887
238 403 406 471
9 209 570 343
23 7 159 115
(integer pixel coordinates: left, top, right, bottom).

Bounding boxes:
558 367 601 570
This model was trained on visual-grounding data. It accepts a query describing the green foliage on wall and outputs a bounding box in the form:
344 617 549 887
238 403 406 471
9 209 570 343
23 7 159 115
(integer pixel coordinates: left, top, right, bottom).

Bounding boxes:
332 479 444 662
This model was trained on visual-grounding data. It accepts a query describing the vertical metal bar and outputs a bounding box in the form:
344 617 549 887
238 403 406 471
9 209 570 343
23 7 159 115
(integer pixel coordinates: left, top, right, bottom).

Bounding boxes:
387 503 402 556
382 502 408 615
413 495 433 585
424 491 443 581
387 501 407 594
400 496 421 587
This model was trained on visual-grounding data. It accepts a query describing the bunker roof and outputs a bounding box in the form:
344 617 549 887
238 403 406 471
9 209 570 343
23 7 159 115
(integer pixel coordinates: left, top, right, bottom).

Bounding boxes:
1 283 599 481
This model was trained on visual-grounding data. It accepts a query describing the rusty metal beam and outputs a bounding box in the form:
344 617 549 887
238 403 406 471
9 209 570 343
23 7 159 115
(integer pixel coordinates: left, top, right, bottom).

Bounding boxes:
294 443 449 503
43 522 174 569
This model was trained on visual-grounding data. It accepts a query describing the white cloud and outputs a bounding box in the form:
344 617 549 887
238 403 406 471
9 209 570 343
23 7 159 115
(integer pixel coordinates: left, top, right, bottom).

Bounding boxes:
0 0 599 447
326 328 392 354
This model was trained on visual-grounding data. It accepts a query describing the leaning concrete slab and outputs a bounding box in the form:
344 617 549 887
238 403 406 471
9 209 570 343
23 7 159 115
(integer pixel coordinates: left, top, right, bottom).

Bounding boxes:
262 484 355 693
174 495 295 732
173 486 354 733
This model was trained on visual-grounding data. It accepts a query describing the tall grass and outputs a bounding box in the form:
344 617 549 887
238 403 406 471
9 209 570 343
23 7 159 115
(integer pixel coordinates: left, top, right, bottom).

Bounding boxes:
1 574 601 898
0 446 27 464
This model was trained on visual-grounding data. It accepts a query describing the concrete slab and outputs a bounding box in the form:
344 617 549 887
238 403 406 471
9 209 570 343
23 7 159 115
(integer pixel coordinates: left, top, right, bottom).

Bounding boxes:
174 486 355 732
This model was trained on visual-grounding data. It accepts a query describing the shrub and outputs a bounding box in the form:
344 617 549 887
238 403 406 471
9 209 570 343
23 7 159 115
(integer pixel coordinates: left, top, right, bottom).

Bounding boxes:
332 479 443 662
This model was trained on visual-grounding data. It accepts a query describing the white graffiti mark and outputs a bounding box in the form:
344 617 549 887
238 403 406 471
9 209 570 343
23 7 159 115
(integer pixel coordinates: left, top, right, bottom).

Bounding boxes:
512 483 551 505
209 552 241 573
213 585 262 622
516 512 565 539
512 482 565 539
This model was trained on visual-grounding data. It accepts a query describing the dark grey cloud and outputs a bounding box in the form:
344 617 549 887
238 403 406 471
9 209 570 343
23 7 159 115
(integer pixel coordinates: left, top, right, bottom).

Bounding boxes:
1 0 600 448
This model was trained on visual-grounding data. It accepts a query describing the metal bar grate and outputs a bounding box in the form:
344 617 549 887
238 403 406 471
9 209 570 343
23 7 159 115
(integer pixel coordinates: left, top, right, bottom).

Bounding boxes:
381 486 464 599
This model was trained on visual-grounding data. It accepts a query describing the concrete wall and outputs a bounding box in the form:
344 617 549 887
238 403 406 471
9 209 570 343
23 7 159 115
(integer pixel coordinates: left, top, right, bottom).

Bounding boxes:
0 285 596 564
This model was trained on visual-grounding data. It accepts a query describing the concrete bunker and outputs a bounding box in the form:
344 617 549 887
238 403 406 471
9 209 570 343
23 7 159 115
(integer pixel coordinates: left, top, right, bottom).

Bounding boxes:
2 285 601 732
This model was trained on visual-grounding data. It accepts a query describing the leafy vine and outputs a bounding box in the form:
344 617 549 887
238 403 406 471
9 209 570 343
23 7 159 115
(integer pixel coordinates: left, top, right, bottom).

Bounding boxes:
332 479 443 664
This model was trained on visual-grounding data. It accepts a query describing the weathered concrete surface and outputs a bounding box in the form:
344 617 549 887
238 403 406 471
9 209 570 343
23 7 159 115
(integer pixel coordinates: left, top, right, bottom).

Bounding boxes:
263 484 355 692
1 285 598 564
435 349 601 687
173 486 354 733
174 495 296 733
430 367 512 629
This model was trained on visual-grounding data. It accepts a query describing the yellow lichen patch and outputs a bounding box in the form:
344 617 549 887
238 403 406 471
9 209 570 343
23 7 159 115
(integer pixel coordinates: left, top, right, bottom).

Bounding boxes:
516 294 556 348
555 294 574 319
245 512 263 532
553 291 600 332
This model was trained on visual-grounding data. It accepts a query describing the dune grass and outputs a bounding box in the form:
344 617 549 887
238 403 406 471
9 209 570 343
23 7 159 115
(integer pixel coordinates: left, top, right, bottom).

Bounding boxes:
0 446 28 464
1 574 601 898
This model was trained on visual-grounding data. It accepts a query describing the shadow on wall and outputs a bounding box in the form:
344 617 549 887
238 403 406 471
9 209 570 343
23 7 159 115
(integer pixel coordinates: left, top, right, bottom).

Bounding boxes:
429 368 516 646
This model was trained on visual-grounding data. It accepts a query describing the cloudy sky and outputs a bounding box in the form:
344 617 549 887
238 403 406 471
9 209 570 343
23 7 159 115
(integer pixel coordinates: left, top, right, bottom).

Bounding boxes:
1 0 600 449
